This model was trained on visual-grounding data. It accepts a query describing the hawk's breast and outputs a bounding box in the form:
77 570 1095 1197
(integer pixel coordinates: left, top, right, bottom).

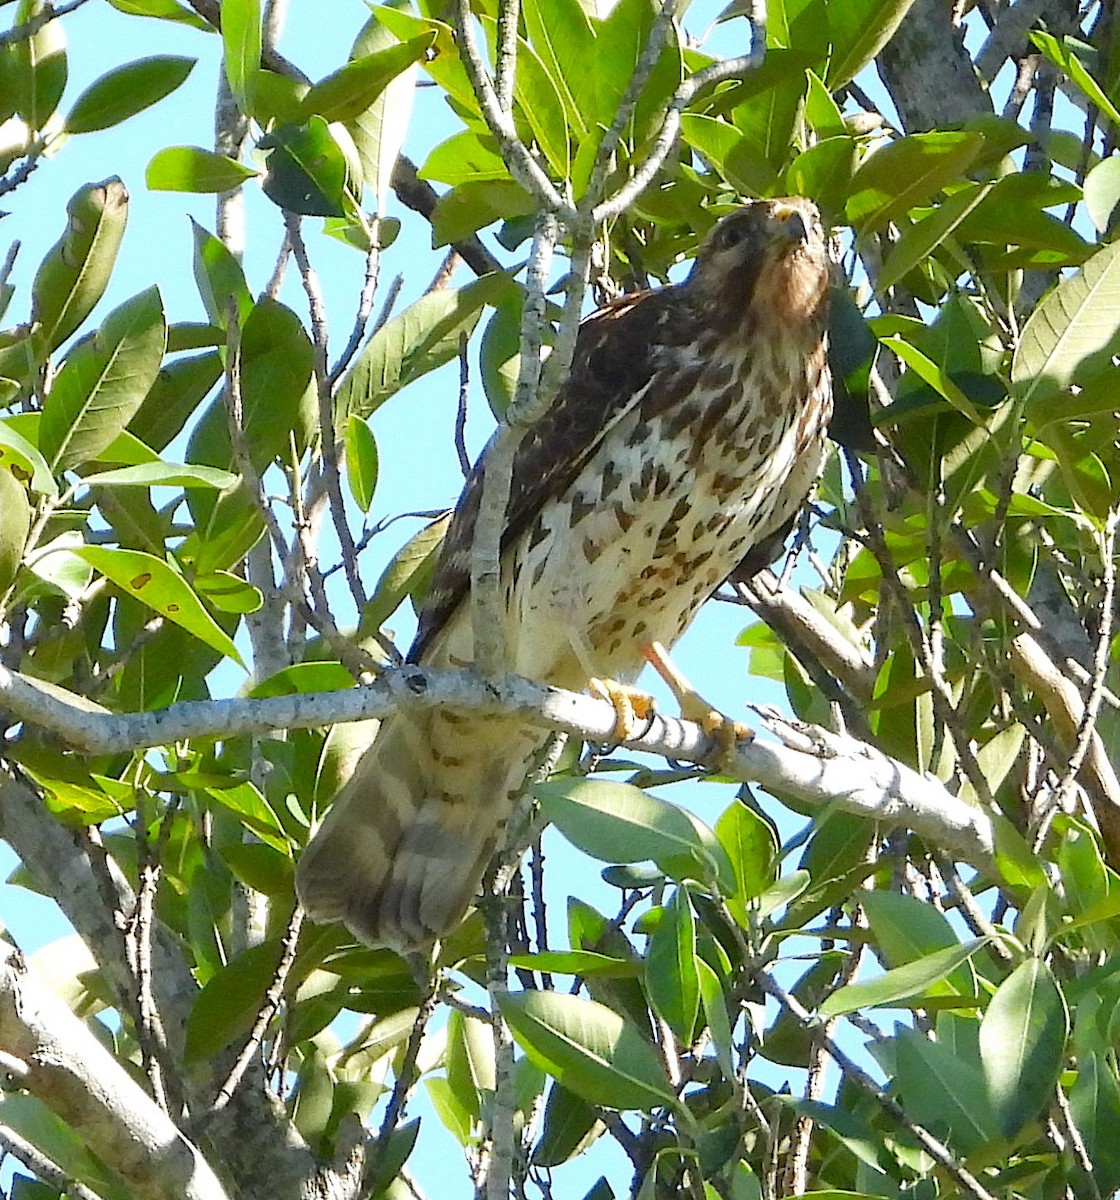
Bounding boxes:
504 334 831 689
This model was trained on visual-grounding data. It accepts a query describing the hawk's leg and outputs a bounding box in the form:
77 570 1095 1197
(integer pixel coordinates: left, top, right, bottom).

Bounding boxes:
642 641 754 771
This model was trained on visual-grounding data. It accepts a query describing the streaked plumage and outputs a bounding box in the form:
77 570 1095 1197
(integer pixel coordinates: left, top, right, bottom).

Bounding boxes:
297 198 833 951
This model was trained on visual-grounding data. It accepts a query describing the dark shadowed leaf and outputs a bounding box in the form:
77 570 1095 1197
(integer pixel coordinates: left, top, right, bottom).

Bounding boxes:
846 132 985 234
260 118 351 217
40 287 166 473
894 1027 999 1153
185 937 282 1061
980 958 1069 1138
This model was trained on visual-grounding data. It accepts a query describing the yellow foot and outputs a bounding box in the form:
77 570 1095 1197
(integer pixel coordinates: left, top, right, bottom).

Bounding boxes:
589 676 656 740
642 641 754 771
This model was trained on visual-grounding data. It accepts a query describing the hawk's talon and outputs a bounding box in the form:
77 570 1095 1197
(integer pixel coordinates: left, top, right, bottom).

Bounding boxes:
589 677 657 741
643 641 754 772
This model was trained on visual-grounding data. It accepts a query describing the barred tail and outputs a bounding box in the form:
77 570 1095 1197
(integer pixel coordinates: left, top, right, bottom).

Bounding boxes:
295 707 539 952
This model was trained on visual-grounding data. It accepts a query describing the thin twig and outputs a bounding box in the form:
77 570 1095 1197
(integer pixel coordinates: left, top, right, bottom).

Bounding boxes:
285 213 368 615
329 240 382 387
0 1121 100 1200
756 972 1000 1200
469 212 559 677
455 331 473 478
0 0 90 47
375 986 439 1158
451 0 569 214
1049 509 1118 823
211 907 304 1112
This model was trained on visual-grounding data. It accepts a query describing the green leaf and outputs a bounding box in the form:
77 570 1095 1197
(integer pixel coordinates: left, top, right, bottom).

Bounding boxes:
344 415 378 513
697 960 734 1077
877 182 993 294
1084 155 1120 235
498 990 674 1111
521 0 594 137
127 350 222 453
420 129 508 186
881 336 983 423
296 35 434 124
0 466 30 595
15 1 67 132
191 219 254 327
536 778 735 894
146 146 259 193
221 0 260 114
894 1027 999 1153
0 1093 130 1200
826 0 917 89
105 0 210 25
347 11 422 211
861 890 976 996
532 1082 603 1167
186 297 315 476
507 950 640 978
81 462 237 489
32 177 129 351
73 546 245 668
979 958 1069 1138
1069 1049 1120 1195
645 888 699 1044
337 270 515 422
447 1009 495 1121
480 294 524 417
716 799 777 918
201 778 287 848
846 132 986 234
194 570 262 614
185 937 282 1061
820 939 989 1016
1030 31 1120 127
432 180 536 246
260 118 351 217
64 55 195 133
40 286 167 473
0 417 56 495
1012 239 1120 407
357 514 450 637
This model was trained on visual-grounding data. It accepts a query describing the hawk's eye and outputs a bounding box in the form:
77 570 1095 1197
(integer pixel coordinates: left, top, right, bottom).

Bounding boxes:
718 220 750 249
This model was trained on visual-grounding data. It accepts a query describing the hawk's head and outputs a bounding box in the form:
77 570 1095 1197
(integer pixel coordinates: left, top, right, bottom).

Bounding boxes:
688 198 829 332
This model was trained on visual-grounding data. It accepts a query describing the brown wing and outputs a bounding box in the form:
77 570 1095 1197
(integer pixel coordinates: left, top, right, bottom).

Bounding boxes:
407 284 697 663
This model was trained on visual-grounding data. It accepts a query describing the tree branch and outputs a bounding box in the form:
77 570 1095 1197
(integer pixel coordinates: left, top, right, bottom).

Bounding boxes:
0 663 994 868
0 942 229 1200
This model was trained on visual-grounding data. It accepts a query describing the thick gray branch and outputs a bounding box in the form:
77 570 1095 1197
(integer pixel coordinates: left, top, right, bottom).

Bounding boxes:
0 942 229 1200
0 663 993 868
876 0 992 131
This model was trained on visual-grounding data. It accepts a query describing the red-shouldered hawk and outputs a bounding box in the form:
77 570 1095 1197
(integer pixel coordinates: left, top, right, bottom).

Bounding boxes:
297 198 832 951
